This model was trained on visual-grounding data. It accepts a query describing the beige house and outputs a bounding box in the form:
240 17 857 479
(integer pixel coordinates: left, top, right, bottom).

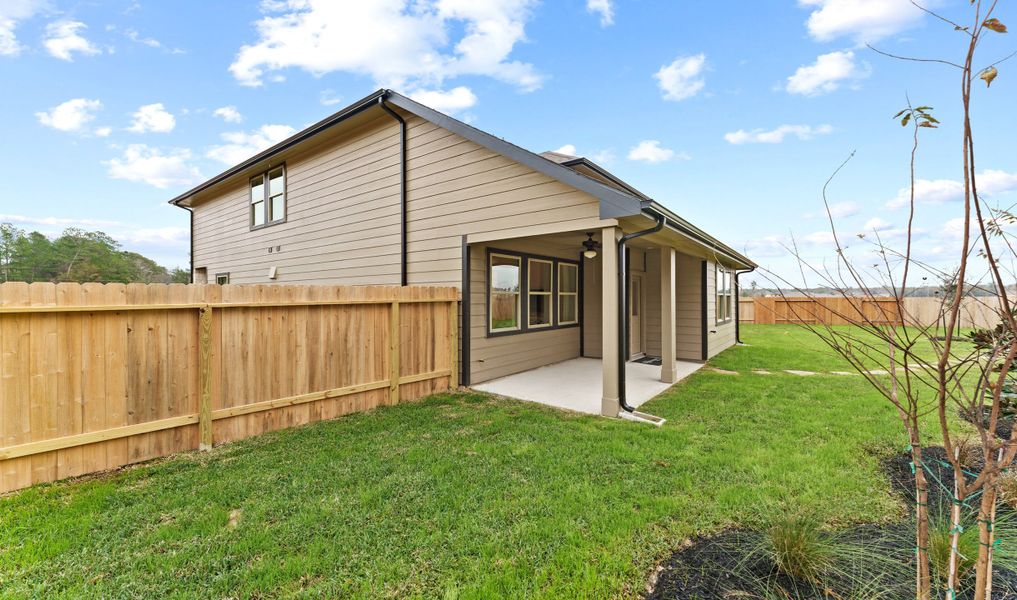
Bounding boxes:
169 89 755 421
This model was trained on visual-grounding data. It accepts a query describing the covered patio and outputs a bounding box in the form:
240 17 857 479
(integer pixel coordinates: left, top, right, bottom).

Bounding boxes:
472 357 704 415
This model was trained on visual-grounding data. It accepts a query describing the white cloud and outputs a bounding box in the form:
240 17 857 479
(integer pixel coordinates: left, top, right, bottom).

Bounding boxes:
887 170 1017 209
206 124 297 165
862 217 892 231
590 149 616 165
127 103 176 133
213 105 243 123
408 86 477 113
44 20 101 61
105 145 204 189
804 230 836 245
35 98 102 133
654 54 706 101
627 140 688 164
229 0 543 94
725 124 833 145
124 27 162 48
804 201 859 219
553 144 577 156
786 50 868 96
587 0 614 27
94 126 111 137
799 0 928 44
319 89 343 106
0 0 47 56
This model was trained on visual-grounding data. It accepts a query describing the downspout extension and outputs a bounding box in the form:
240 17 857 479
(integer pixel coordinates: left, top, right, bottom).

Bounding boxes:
378 95 408 287
617 213 665 413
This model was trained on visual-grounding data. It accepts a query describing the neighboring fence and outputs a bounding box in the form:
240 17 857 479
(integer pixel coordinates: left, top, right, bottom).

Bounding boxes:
739 296 1003 330
0 282 459 494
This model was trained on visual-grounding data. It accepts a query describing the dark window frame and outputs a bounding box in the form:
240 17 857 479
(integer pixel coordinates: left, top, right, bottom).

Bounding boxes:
485 247 580 338
249 164 287 231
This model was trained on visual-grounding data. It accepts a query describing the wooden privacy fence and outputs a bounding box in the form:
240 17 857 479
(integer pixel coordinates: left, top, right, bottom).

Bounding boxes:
740 296 1004 329
0 282 459 494
739 297 901 325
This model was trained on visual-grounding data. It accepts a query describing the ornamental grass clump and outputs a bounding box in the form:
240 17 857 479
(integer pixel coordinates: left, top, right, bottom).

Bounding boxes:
765 516 835 583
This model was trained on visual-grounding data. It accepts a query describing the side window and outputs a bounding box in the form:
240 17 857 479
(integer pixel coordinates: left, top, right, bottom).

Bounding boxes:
215 272 230 285
250 165 286 228
716 266 733 324
490 254 521 332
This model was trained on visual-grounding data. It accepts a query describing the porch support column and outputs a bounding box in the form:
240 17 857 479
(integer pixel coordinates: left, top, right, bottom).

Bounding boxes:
601 226 620 417
660 247 678 383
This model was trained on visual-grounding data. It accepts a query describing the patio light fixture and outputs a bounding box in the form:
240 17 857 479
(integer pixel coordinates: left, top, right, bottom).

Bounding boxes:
582 233 600 259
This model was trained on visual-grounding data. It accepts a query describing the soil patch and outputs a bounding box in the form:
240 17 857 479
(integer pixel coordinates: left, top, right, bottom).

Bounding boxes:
960 405 1014 440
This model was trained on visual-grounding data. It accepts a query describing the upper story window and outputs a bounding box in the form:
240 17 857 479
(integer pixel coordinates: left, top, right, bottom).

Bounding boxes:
251 165 286 229
716 266 734 324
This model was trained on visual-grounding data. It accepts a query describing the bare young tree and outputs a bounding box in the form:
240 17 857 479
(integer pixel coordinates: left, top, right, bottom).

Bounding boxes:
758 3 1013 598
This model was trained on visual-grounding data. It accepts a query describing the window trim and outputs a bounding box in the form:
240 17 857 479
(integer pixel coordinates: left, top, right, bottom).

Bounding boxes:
215 272 230 285
716 265 734 324
557 262 579 326
488 253 522 333
485 247 580 338
249 164 287 231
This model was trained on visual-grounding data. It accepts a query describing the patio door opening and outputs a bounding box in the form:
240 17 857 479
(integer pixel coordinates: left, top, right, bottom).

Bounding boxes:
629 273 644 358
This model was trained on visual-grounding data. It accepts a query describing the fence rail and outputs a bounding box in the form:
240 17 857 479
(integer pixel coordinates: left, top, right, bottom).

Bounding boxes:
0 282 459 494
739 296 1003 330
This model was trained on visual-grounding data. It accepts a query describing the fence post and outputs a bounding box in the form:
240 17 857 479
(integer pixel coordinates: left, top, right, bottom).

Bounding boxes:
449 299 459 389
198 305 214 451
389 301 400 405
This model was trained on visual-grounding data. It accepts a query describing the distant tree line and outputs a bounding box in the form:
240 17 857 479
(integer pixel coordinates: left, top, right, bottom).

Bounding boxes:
0 222 188 284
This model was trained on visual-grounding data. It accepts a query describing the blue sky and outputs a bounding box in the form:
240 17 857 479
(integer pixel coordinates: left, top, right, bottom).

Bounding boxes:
1 0 1014 286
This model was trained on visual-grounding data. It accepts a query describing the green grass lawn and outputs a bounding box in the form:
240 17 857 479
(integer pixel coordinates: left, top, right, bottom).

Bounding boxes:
0 325 951 599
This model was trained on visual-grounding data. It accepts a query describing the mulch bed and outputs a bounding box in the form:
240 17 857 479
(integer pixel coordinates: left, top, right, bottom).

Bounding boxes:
646 446 1017 599
960 405 1015 440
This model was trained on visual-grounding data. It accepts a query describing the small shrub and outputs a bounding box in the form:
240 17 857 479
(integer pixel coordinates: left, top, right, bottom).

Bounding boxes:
765 516 835 583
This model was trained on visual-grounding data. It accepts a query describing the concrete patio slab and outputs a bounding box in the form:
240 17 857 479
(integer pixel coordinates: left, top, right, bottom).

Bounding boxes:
472 357 703 415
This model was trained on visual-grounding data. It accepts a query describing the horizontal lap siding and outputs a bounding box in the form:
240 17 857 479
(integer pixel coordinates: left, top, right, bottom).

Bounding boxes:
403 114 601 286
675 254 702 361
192 113 406 285
191 110 602 290
468 239 582 384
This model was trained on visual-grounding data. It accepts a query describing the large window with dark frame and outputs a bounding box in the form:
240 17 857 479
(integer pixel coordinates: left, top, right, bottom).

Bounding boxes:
250 165 286 229
487 250 579 336
716 266 734 324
